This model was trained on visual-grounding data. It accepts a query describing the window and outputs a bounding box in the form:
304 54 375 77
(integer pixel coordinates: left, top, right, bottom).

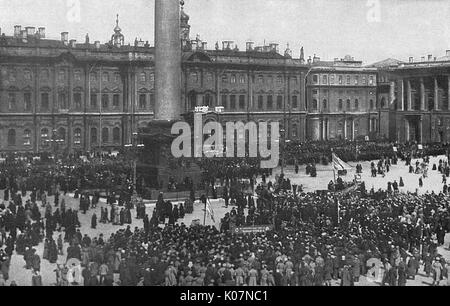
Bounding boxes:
114 73 121 83
74 128 82 145
292 124 298 138
381 97 386 108
58 92 67 109
231 75 236 83
222 75 228 83
277 96 283 110
322 75 328 84
41 93 49 110
312 99 318 110
74 93 82 109
258 95 264 110
23 129 31 146
102 72 110 82
8 70 16 82
370 99 374 110
102 94 109 109
338 99 343 111
150 94 155 110
7 129 16 146
74 70 81 81
221 95 227 108
362 76 367 84
258 75 264 84
330 75 335 84
91 128 98 144
354 75 359 85
140 72 147 82
113 94 120 108
268 76 274 84
102 128 109 143
229 95 236 109
346 99 351 110
292 96 298 109
24 69 32 81
338 75 343 84
190 73 198 83
58 127 66 143
113 127 120 143
312 90 318 95
322 99 327 110
41 69 49 80
58 70 66 82
90 72 98 82
24 92 32 111
277 76 283 85
90 94 98 108
313 75 318 83
239 75 245 84
204 94 212 107
8 93 16 110
139 94 146 109
239 95 245 109
267 96 273 109
369 76 374 85
355 99 359 110
41 128 49 147
346 75 351 84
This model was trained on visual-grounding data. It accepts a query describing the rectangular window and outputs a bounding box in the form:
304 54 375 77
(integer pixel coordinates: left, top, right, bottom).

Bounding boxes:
102 94 109 109
267 96 273 109
346 75 351 84
339 75 343 84
354 75 359 85
113 94 120 108
150 94 155 110
239 95 245 109
73 93 82 109
139 94 146 109
221 95 227 108
292 96 298 109
74 70 81 81
24 92 32 111
313 75 318 83
58 93 67 109
41 93 49 110
258 95 263 110
90 94 98 108
369 76 374 85
277 96 283 109
330 75 335 84
322 75 328 84
229 95 236 109
8 93 16 110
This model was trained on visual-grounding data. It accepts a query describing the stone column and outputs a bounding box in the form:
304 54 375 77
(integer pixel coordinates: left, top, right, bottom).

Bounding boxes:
419 118 423 144
398 79 405 111
344 119 347 139
389 81 395 108
322 119 326 140
448 76 450 110
154 0 182 121
406 80 412 110
434 77 439 111
352 119 355 140
404 119 409 142
420 78 426 111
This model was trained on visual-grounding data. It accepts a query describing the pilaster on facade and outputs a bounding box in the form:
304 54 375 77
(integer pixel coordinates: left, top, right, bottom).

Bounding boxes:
434 77 439 111
420 78 426 111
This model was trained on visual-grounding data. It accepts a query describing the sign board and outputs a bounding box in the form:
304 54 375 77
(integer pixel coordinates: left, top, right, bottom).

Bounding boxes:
194 106 210 113
234 225 273 234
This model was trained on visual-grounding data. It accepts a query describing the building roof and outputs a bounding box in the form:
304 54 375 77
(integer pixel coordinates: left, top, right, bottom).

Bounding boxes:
365 58 403 68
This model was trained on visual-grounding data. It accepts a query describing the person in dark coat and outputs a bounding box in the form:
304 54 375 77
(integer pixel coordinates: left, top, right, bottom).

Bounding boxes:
91 213 97 229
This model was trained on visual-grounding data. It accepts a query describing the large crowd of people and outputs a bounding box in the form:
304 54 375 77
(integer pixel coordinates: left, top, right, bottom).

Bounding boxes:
1 142 450 286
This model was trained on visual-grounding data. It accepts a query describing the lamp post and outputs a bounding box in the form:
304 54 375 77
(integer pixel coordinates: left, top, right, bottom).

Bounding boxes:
125 132 144 194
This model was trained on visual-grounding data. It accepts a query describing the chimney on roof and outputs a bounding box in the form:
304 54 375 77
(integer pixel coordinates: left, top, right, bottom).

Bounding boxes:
38 27 45 39
201 42 207 50
222 41 226 50
14 25 21 38
428 54 432 61
409 57 413 63
94 41 100 49
25 27 35 37
421 56 425 62
20 30 27 39
69 39 77 48
446 50 450 57
307 56 312 65
61 32 69 45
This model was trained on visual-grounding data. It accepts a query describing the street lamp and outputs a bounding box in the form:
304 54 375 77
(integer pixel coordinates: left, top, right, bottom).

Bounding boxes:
125 132 144 194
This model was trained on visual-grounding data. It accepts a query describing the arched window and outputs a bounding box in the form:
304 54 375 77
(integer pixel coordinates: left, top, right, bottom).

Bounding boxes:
346 99 351 110
102 127 109 143
23 129 31 146
7 129 16 146
113 127 120 143
91 128 98 144
74 128 82 145
322 99 327 110
203 93 212 107
338 99 343 111
312 99 318 110
140 72 147 82
355 99 359 110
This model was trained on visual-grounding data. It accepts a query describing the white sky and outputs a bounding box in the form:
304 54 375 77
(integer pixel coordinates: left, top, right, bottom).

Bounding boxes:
0 0 449 64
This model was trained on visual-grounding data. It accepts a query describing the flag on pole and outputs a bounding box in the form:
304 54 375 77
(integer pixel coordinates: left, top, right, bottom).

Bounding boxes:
332 153 352 171
206 199 215 223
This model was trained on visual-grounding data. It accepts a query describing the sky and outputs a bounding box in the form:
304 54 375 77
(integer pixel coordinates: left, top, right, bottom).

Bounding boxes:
0 0 449 64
